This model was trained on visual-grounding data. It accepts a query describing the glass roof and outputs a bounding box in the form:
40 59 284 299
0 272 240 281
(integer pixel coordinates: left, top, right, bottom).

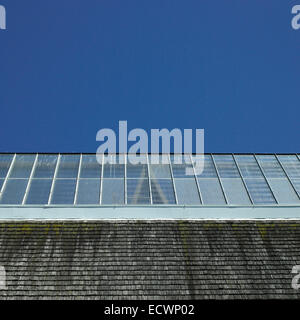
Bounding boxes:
0 153 299 206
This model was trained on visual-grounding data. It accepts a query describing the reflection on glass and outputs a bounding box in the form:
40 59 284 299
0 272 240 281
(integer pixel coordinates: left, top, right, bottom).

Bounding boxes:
196 155 217 178
213 155 240 178
235 155 262 178
151 179 175 204
127 164 148 179
103 164 124 178
127 179 150 204
244 178 276 204
277 155 300 178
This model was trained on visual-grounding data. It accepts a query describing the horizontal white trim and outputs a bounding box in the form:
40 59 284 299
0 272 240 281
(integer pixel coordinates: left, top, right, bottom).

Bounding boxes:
0 206 299 220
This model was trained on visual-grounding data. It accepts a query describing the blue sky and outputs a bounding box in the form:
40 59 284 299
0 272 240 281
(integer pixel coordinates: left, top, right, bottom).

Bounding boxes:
0 0 299 153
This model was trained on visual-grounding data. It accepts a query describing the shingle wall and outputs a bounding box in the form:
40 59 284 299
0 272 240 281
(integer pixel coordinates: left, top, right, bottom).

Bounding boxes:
0 220 299 299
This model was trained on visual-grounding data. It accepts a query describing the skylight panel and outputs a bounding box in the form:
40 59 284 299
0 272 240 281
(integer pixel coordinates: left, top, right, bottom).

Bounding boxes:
9 154 35 178
213 155 240 178
174 178 201 204
25 179 52 204
235 155 262 178
149 164 171 179
101 179 124 204
32 154 58 178
80 155 102 178
103 164 125 178
197 178 226 204
196 155 217 178
277 155 300 178
56 155 80 179
151 179 176 204
127 179 150 204
243 178 276 204
50 179 77 204
126 163 148 179
0 154 13 178
76 179 100 204
256 155 286 178
0 179 28 204
221 179 251 205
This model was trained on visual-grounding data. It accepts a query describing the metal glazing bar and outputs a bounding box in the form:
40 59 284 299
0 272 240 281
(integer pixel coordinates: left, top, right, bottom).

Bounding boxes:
190 154 203 204
276 154 300 200
211 154 228 204
168 154 178 205
0 153 16 195
99 153 104 204
22 153 39 205
232 154 254 205
253 154 278 204
48 154 61 205
146 154 153 205
73 154 82 205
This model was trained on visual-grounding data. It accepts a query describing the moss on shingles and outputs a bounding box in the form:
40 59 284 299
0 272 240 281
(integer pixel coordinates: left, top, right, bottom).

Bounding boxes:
178 221 190 265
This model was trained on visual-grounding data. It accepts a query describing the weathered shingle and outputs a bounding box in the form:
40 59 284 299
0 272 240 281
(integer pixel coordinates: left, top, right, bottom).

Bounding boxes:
0 220 300 299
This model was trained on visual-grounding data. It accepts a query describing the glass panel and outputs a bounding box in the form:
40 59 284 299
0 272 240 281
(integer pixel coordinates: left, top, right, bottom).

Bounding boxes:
103 164 125 178
76 179 100 204
174 179 200 204
127 179 150 204
33 154 58 178
267 179 300 204
277 155 300 178
0 154 13 178
291 179 300 197
221 178 251 205
149 164 171 179
196 155 217 177
0 179 3 191
151 179 176 204
244 178 276 204
25 179 52 205
171 163 194 178
256 155 285 178
197 178 226 204
127 164 148 179
0 179 28 204
213 155 240 178
56 155 80 178
235 155 262 178
51 179 76 204
101 179 124 204
80 155 102 178
9 154 35 178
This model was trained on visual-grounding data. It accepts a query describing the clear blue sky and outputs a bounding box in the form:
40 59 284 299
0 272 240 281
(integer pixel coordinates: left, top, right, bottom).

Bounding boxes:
0 0 299 153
